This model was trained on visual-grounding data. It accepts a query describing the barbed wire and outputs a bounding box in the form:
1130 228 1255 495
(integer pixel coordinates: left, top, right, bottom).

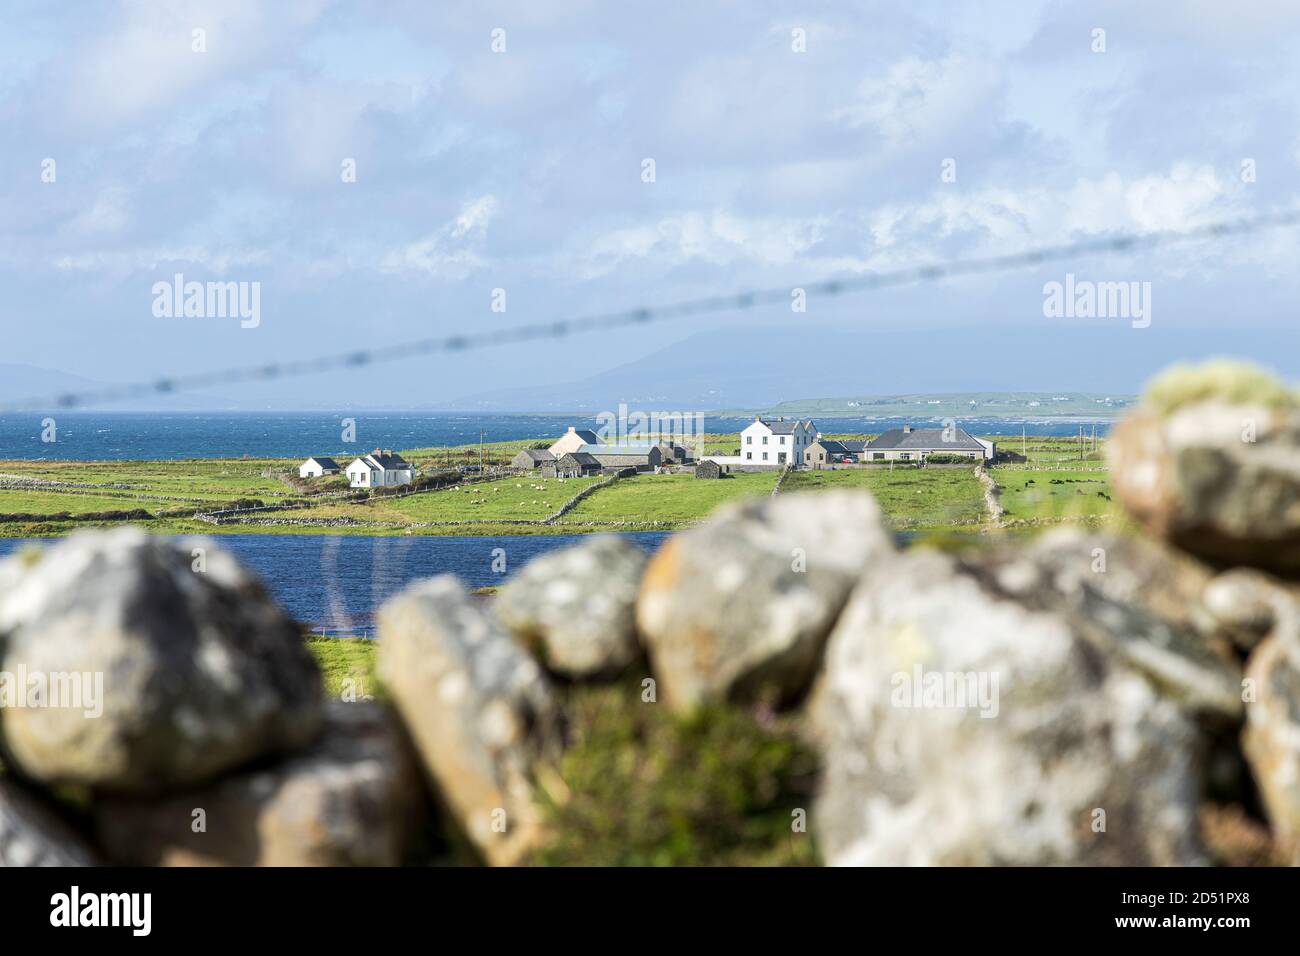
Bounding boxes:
7 208 1299 412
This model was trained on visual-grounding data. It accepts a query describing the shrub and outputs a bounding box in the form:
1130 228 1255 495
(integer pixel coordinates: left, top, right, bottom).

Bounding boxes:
532 680 819 866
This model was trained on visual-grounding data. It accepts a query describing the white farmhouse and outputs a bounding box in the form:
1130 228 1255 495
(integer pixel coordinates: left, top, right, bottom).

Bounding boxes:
548 426 602 457
346 449 415 488
299 457 342 478
738 416 817 467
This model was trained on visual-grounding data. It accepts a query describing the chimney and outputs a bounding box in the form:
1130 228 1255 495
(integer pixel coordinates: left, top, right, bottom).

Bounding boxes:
903 424 912 434
568 426 576 433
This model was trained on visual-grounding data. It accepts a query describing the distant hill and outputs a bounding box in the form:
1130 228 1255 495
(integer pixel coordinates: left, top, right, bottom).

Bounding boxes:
0 363 227 411
0 363 104 406
723 392 1135 420
438 323 1300 414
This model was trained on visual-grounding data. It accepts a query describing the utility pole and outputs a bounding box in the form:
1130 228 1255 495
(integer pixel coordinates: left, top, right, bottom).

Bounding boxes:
1022 424 1026 459
479 429 485 473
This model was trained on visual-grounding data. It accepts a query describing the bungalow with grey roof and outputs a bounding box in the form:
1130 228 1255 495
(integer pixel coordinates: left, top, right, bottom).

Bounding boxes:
299 457 342 478
805 439 851 468
864 424 994 462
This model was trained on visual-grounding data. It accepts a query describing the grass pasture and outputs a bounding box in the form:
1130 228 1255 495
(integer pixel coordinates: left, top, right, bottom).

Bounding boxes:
781 466 987 530
994 469 1117 522
556 471 778 526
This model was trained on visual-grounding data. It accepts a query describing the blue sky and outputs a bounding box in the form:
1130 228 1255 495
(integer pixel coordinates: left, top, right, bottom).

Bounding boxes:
3 0 1300 408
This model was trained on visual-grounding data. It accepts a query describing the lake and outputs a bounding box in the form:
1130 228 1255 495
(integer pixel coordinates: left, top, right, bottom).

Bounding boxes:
0 532 672 637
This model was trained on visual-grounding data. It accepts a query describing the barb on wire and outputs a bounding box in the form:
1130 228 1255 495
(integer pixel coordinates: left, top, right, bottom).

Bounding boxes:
6 209 1298 412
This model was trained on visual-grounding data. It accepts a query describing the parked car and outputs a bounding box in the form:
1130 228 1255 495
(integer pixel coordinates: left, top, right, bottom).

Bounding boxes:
839 454 857 464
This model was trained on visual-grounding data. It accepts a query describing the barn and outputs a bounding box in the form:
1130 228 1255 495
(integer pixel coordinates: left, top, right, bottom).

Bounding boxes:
511 448 555 470
554 452 602 477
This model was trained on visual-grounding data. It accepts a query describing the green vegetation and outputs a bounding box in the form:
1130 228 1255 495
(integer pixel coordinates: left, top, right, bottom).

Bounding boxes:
303 630 819 866
782 467 987 530
556 471 776 525
0 489 158 515
306 635 378 699
1143 360 1298 414
533 679 818 866
994 469 1117 523
0 458 298 500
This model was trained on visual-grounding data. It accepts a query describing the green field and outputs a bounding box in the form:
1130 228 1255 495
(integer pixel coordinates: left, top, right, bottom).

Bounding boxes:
0 458 300 501
0 434 1113 538
556 471 777 525
782 467 988 529
307 635 380 699
994 469 1117 523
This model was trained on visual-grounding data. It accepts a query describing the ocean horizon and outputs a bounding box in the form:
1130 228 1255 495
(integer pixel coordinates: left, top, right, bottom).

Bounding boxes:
0 411 1113 461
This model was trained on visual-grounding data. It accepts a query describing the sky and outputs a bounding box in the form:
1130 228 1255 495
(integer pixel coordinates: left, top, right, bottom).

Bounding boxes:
3 0 1300 410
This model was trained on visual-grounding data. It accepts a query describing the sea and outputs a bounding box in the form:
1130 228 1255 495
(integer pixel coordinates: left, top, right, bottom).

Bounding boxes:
0 411 1110 461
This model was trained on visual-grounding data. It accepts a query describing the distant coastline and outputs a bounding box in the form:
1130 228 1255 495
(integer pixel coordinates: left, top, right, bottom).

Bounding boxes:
0 411 1114 462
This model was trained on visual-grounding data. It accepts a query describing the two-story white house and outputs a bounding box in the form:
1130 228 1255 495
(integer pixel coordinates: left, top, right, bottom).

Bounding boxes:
739 417 817 467
346 449 415 488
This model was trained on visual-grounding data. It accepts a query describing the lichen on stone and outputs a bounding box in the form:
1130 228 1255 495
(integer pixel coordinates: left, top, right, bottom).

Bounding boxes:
1143 359 1298 415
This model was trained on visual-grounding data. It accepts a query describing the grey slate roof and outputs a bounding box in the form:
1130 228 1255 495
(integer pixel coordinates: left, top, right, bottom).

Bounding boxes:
590 453 656 465
559 452 600 466
516 449 555 462
810 439 849 456
841 440 868 453
306 457 341 470
868 427 984 451
362 453 411 469
753 418 806 435
566 429 601 444
576 443 657 455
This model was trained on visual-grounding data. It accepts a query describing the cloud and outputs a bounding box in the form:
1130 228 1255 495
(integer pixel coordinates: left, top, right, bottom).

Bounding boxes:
573 210 831 279
381 195 500 278
52 0 331 132
833 55 1004 147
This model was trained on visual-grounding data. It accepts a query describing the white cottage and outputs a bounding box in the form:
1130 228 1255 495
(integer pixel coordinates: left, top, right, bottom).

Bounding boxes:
346 449 415 488
299 457 342 478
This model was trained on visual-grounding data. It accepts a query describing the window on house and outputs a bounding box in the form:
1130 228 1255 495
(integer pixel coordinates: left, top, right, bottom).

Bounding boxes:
746 436 752 444
780 436 786 444
762 452 768 460
745 452 752 460
762 436 768 444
